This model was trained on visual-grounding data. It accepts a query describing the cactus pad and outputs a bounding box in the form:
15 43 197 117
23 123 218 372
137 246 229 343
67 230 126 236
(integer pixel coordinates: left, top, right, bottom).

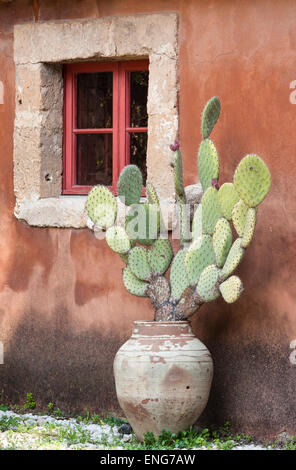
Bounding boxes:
122 265 148 297
177 196 191 246
117 165 143 206
233 154 271 207
125 203 160 245
220 238 245 281
201 187 223 235
232 199 248 236
128 246 152 281
198 139 220 192
184 234 216 285
147 238 173 275
218 183 240 220
146 182 160 206
213 218 233 267
192 203 203 241
196 264 220 301
86 185 117 229
170 248 190 301
241 208 257 248
201 96 221 139
106 226 131 254
219 275 244 303
173 149 185 197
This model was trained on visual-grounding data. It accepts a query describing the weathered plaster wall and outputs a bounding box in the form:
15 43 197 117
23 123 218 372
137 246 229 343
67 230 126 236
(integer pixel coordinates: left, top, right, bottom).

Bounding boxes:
0 0 295 439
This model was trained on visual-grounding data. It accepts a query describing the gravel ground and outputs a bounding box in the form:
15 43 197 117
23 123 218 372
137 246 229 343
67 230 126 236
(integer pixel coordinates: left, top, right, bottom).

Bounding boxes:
0 410 280 451
0 410 126 450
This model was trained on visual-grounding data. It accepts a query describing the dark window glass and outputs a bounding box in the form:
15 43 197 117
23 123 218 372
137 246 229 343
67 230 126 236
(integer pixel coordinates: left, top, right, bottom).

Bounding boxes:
130 132 147 184
76 134 112 186
77 72 113 129
130 71 148 128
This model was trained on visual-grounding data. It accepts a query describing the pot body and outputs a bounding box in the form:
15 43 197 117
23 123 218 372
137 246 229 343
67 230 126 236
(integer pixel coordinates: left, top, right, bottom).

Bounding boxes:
113 321 213 441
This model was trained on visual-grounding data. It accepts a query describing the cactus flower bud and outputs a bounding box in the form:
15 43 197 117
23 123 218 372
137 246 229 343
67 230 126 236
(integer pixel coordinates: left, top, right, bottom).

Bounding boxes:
211 178 220 190
169 140 180 152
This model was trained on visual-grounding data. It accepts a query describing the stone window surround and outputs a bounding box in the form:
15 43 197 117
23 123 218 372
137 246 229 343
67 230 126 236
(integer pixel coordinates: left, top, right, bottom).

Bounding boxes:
13 13 179 228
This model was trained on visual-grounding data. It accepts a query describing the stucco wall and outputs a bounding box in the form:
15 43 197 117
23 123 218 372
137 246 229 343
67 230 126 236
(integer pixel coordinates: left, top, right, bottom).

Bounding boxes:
0 0 295 439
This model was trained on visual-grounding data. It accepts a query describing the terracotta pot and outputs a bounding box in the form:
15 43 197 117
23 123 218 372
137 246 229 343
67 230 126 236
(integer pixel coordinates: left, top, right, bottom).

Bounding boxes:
113 321 213 441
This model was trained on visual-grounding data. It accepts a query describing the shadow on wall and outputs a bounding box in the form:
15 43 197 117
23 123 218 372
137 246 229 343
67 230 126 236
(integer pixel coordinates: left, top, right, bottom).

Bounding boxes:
198 330 296 440
0 305 123 415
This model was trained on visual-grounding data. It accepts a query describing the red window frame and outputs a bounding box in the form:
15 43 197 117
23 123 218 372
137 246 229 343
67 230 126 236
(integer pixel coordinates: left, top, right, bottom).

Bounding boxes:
63 60 149 195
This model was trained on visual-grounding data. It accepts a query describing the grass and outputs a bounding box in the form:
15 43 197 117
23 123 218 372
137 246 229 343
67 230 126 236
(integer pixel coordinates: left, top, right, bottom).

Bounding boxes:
0 414 106 450
0 415 21 432
0 399 293 450
122 422 254 450
284 438 296 450
23 393 36 410
266 437 296 451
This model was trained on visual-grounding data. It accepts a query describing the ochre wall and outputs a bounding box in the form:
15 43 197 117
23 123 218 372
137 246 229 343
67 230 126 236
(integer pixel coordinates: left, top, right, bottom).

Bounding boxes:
0 0 295 439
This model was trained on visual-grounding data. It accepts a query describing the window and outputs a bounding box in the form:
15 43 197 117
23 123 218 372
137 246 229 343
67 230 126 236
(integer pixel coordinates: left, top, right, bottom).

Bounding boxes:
63 60 149 195
13 13 178 228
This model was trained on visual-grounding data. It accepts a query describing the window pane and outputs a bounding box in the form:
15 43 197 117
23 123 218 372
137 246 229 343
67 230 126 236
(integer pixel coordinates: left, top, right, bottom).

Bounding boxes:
130 71 148 128
76 134 112 186
77 72 113 129
130 132 147 184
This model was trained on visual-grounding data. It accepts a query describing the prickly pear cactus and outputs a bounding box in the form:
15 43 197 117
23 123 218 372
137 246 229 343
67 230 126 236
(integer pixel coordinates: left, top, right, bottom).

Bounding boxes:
201 96 221 139
198 139 219 192
86 185 117 229
117 164 143 206
86 97 271 321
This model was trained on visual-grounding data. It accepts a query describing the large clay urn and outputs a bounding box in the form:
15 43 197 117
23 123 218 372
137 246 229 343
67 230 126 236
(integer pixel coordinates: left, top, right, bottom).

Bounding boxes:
113 321 213 441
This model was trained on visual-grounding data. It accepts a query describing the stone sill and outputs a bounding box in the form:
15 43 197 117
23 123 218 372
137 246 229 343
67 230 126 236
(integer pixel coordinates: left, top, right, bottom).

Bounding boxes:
14 195 149 229
14 184 202 230
14 196 89 228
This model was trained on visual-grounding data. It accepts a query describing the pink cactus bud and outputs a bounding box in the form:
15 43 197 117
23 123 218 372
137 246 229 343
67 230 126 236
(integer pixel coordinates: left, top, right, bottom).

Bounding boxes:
169 140 180 152
211 178 220 190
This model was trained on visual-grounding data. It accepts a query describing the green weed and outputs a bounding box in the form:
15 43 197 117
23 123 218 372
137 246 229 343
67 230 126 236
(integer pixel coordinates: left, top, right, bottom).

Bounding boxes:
23 393 36 410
